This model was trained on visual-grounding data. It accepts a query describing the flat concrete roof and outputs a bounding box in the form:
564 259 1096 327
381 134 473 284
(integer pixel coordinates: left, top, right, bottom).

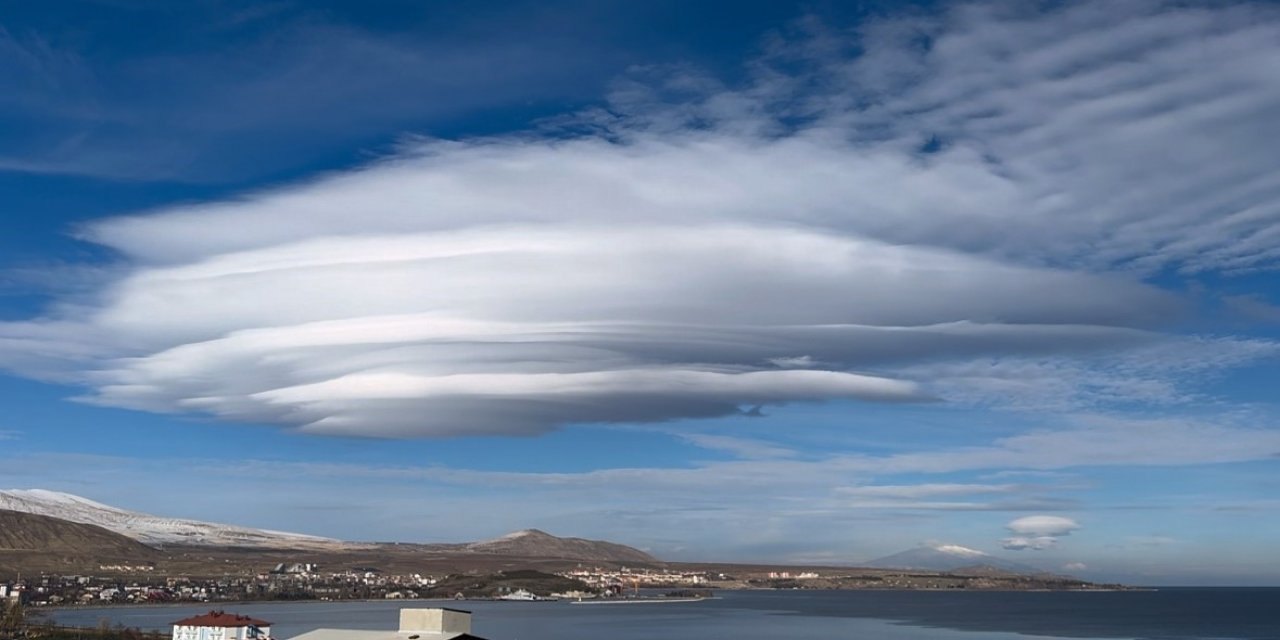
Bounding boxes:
289 631 486 640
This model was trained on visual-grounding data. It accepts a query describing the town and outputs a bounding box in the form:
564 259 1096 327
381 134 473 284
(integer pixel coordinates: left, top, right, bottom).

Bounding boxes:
0 565 724 607
2 558 1118 614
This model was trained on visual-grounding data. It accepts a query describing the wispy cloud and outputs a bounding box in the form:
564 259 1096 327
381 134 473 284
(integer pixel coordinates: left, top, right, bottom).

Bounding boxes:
856 414 1280 475
1126 535 1178 547
677 433 798 460
835 483 1019 499
897 336 1280 411
1222 295 1280 324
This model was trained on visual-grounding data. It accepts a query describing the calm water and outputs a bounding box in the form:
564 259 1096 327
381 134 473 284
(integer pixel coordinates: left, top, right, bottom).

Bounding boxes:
48 588 1280 640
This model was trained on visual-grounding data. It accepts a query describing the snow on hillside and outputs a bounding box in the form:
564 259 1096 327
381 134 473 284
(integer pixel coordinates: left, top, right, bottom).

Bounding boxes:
932 544 988 558
865 542 1042 574
0 489 344 549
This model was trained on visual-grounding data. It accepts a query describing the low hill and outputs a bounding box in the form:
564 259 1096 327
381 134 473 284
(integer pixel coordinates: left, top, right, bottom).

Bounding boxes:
0 509 161 575
463 529 658 564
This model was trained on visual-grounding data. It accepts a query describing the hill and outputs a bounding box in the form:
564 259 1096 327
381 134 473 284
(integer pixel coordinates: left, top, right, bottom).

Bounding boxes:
0 509 160 574
0 490 660 575
462 529 658 564
0 489 343 550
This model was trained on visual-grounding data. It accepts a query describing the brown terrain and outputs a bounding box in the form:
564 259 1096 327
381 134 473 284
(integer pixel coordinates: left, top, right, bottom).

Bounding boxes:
0 510 161 573
456 529 658 564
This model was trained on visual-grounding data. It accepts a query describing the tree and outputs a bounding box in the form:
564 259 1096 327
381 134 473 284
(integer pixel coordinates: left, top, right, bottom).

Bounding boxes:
0 599 26 639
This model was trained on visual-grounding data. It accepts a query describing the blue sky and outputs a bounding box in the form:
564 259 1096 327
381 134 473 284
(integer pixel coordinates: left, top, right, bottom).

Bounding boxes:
3 0 1280 586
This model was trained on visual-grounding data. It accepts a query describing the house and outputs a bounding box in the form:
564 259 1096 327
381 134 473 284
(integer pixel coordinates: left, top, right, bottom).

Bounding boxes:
289 608 488 640
172 611 273 640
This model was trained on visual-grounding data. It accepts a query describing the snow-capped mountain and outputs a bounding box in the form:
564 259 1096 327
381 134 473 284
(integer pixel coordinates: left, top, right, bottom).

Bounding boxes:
0 489 344 549
864 542 1042 574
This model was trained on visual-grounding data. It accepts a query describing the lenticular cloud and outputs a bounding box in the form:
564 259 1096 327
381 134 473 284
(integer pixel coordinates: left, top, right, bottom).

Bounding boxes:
4 0 1275 438
0 156 1168 437
1002 515 1081 551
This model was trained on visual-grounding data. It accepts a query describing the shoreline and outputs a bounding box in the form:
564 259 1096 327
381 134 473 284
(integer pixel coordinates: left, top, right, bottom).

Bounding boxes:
33 585 1154 613
568 596 719 605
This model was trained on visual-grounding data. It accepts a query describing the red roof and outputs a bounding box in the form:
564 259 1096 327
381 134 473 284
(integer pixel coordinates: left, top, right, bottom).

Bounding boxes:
172 611 272 628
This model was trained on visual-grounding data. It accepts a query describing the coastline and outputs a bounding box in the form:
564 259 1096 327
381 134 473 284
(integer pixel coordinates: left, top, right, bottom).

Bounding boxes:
32 584 1151 614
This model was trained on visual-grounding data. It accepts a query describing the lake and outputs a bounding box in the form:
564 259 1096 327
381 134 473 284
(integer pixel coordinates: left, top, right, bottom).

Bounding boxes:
47 588 1280 640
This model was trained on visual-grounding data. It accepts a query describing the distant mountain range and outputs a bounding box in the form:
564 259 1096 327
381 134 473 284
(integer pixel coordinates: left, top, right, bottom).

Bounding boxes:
865 542 1042 574
3 489 1054 578
0 489 656 565
0 489 342 549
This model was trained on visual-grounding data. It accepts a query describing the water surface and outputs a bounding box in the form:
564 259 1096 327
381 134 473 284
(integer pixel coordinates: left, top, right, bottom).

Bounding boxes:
48 588 1280 640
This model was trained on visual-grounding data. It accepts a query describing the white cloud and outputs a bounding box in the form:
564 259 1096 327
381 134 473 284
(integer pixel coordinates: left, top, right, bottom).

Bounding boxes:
1001 536 1058 551
0 177 1174 437
1003 515 1079 551
897 337 1280 411
768 355 818 369
1006 515 1080 537
2 0 1280 437
836 483 1018 499
677 434 797 460
1063 562 1088 571
855 415 1280 475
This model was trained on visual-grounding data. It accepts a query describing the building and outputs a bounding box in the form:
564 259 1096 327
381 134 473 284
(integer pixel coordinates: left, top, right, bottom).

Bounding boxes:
1 583 24 603
172 611 273 640
290 608 488 640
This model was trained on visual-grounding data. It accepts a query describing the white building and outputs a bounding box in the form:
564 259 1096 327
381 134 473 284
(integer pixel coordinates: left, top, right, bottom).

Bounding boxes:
290 608 486 640
172 611 273 640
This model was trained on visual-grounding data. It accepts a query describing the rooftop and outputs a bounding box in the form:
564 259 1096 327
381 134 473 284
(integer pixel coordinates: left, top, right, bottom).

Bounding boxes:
172 611 272 628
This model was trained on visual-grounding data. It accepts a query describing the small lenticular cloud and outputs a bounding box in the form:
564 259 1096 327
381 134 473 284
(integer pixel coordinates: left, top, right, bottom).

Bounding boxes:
1001 535 1057 551
1002 515 1079 551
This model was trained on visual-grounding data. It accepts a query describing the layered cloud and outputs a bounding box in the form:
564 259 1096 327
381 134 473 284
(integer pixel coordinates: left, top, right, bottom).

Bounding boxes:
1002 515 1080 551
3 0 1280 437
